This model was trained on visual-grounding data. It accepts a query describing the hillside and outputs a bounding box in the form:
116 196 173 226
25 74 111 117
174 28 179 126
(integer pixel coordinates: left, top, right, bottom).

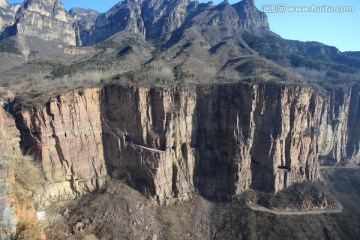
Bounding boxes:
0 0 359 239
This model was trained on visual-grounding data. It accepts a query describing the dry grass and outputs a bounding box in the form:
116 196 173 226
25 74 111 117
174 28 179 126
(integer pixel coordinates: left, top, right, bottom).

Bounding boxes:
3 157 45 240
3 155 44 200
27 66 123 90
1 157 45 239
0 110 45 239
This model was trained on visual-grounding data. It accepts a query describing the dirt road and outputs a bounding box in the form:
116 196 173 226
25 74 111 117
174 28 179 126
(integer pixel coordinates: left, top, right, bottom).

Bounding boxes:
249 203 343 215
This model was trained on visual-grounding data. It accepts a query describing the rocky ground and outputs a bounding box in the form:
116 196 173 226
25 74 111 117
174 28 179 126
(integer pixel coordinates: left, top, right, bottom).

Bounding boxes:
44 168 360 240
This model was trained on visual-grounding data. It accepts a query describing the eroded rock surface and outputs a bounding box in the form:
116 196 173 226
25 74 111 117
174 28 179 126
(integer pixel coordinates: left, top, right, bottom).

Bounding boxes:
1 0 76 45
0 1 21 31
80 0 269 45
15 88 107 206
101 84 322 203
13 83 360 205
69 7 99 46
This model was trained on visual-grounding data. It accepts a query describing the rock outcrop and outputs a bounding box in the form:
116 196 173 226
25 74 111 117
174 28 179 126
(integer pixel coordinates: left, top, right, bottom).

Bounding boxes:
79 0 269 45
0 0 7 8
1 0 76 45
318 86 360 165
15 88 107 206
0 0 270 48
12 83 360 205
347 85 360 162
81 0 145 45
233 0 269 29
0 106 21 155
0 108 23 238
141 0 193 40
100 84 323 204
69 8 99 46
195 0 268 31
101 86 198 204
0 1 21 31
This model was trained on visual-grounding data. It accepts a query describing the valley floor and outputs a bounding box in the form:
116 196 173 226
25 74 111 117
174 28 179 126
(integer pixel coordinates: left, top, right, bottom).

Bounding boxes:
45 168 360 240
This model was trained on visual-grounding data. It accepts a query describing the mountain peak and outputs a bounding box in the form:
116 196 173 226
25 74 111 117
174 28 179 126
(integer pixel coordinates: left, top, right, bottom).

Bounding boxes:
1 0 269 47
244 0 254 4
1 0 76 45
0 0 8 8
22 0 69 22
233 0 269 29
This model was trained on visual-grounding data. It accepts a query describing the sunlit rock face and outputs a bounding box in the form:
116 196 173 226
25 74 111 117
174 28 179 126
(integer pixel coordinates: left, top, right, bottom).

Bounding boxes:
1 0 76 45
13 82 360 205
79 0 269 45
0 1 21 32
15 88 107 206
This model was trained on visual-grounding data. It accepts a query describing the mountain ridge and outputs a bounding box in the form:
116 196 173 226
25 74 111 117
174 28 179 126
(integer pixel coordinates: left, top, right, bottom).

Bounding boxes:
0 1 359 239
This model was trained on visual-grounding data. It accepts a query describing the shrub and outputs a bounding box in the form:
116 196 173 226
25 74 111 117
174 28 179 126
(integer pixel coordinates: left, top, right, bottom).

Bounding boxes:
0 114 45 239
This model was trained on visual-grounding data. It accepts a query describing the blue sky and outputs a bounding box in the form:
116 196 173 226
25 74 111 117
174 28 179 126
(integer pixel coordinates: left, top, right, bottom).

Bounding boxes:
7 0 360 51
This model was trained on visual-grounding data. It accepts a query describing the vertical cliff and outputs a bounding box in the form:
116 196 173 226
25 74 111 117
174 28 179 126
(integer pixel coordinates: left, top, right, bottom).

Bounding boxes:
15 88 107 206
100 83 327 203
195 84 322 198
0 1 21 32
1 0 76 45
347 85 360 163
101 86 197 205
11 82 360 205
0 107 20 238
317 86 360 165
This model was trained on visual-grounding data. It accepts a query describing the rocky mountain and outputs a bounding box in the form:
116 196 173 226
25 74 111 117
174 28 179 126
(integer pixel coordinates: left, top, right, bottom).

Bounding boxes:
78 0 269 45
0 0 7 8
0 0 359 238
69 7 99 46
79 0 195 45
80 0 145 46
0 0 21 31
0 0 76 45
12 82 359 206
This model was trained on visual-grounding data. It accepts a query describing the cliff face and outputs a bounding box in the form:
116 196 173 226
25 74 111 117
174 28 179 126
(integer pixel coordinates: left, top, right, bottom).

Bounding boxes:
0 2 21 32
82 0 191 45
101 86 198 204
81 1 145 46
100 84 324 203
13 83 360 205
347 85 360 162
141 0 192 40
79 0 269 45
69 8 99 46
0 0 7 8
194 84 322 196
15 88 107 206
316 86 360 165
1 0 76 45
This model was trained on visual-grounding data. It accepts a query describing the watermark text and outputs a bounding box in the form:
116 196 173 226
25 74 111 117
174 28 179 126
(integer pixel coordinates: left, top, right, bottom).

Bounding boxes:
262 4 355 13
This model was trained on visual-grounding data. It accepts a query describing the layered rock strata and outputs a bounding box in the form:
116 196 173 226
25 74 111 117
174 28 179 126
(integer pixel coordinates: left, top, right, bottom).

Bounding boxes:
15 88 107 206
101 84 323 204
100 83 359 204
1 0 76 45
0 108 22 238
13 83 360 205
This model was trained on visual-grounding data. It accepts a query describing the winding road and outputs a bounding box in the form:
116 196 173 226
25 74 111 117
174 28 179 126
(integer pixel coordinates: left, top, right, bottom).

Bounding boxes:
249 203 343 215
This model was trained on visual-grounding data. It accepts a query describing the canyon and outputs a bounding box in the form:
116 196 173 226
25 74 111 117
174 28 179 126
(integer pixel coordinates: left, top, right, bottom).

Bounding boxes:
11 82 360 206
0 0 359 238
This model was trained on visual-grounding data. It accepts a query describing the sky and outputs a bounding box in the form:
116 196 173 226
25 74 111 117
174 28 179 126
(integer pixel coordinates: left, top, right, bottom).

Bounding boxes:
7 0 360 52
